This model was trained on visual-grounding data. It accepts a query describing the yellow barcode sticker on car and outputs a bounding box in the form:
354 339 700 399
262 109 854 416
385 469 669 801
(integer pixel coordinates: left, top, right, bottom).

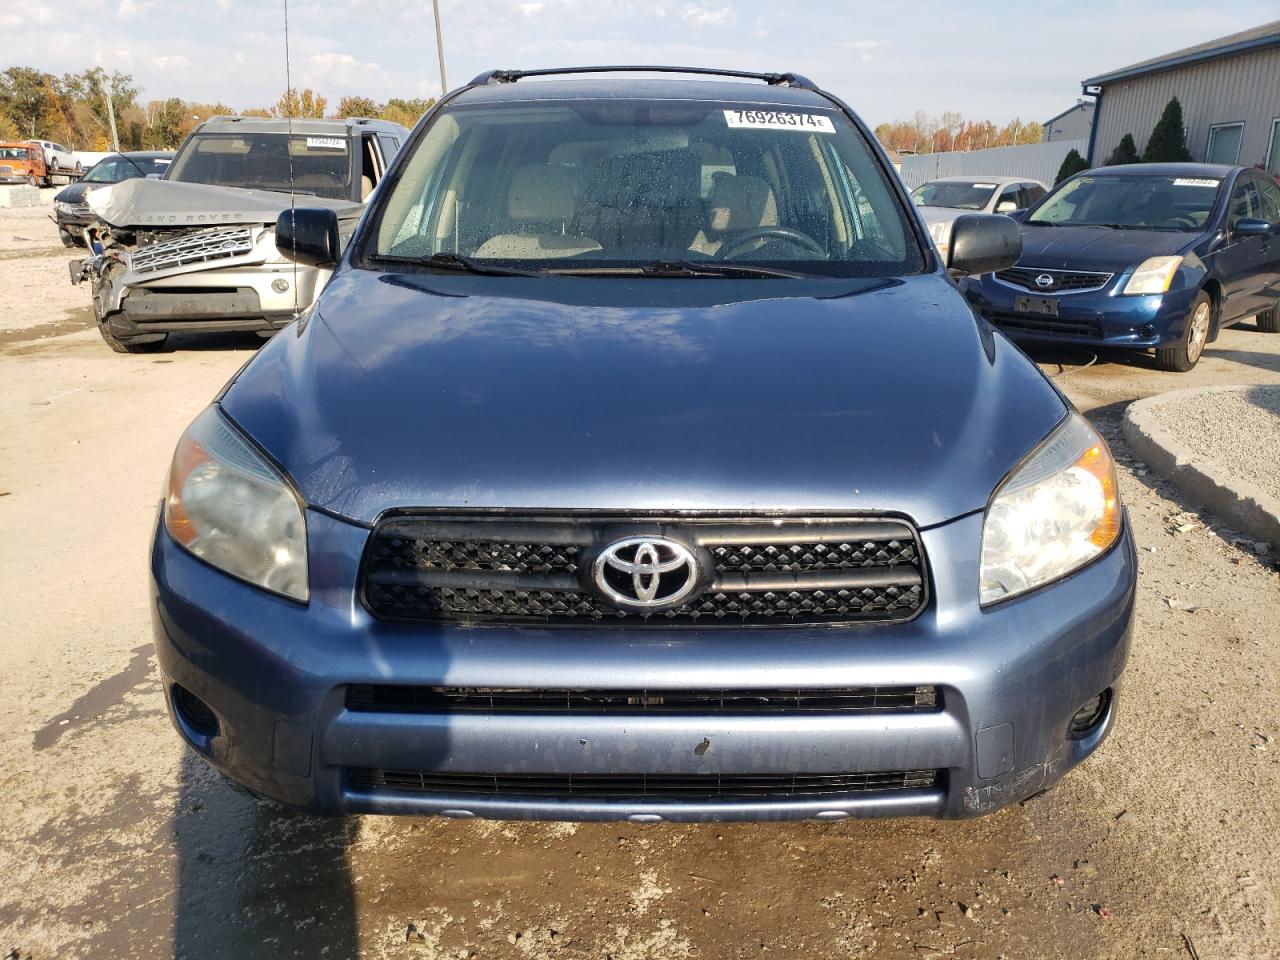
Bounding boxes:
724 110 835 133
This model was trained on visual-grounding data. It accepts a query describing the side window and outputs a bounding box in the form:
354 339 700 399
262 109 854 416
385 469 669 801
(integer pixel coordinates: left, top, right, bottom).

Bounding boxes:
995 184 1020 212
377 134 400 164
1021 183 1046 208
1257 178 1280 225
1229 178 1260 226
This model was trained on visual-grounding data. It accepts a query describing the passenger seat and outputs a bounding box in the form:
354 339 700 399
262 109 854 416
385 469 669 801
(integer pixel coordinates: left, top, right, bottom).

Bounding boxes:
474 166 602 259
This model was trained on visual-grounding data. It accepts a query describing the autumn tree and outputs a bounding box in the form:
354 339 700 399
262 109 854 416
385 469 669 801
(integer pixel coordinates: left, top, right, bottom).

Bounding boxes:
0 67 55 137
273 87 327 119
337 95 381 118
380 97 434 127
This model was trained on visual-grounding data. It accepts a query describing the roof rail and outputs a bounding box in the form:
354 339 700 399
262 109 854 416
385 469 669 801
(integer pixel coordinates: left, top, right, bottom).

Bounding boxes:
468 65 817 90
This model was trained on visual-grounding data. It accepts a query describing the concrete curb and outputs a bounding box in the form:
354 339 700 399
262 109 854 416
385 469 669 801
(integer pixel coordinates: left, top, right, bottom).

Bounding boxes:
1123 385 1280 548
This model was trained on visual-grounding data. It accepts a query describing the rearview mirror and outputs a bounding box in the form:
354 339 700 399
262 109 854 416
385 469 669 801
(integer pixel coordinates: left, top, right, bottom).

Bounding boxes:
947 214 1021 276
276 207 341 267
1232 217 1271 237
995 200 1018 214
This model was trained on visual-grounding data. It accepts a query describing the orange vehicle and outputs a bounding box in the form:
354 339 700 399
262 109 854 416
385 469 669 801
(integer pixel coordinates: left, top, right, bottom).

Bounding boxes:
0 141 48 186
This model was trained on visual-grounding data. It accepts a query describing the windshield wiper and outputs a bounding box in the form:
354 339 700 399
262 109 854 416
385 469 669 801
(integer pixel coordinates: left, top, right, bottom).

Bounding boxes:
375 252 545 277
550 259 811 279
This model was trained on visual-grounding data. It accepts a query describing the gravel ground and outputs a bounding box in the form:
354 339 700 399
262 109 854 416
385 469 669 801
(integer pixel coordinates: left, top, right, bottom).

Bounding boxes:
1144 384 1280 500
1 198 1278 960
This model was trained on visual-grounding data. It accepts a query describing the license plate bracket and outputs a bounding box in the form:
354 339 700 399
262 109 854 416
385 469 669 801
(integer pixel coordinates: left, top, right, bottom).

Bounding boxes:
1014 295 1059 317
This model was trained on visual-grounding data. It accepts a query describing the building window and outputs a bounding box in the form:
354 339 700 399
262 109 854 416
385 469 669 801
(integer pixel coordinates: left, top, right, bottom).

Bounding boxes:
1267 119 1280 175
1205 122 1244 165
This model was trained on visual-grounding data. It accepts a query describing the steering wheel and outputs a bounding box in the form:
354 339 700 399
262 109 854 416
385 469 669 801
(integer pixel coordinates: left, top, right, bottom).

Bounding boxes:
1170 213 1198 228
716 226 826 260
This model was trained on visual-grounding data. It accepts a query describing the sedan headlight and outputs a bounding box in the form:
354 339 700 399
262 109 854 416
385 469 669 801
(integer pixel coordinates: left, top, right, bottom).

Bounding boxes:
164 406 309 601
1122 255 1182 295
928 221 950 244
980 414 1121 606
54 201 73 214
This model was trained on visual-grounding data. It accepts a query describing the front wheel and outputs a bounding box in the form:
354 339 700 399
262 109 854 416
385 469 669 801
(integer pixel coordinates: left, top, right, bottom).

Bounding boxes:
1155 292 1212 372
1257 303 1280 333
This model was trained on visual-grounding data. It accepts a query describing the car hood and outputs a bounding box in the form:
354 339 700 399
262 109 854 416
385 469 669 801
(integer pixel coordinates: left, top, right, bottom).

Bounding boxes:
916 206 966 227
1016 224 1196 271
54 182 94 204
220 270 1066 528
85 178 363 229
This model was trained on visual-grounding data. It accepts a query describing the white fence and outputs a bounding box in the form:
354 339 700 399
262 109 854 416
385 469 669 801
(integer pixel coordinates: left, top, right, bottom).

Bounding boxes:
897 139 1088 189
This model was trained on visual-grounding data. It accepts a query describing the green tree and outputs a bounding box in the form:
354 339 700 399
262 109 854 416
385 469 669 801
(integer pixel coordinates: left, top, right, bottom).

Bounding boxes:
1055 148 1090 184
63 68 139 143
0 66 56 137
1142 97 1193 162
1106 133 1140 165
273 88 327 118
336 95 381 118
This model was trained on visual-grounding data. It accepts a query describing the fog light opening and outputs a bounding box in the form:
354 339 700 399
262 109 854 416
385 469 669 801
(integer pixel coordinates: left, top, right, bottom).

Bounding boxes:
1139 324 1156 339
271 278 290 294
172 683 219 738
1068 688 1112 738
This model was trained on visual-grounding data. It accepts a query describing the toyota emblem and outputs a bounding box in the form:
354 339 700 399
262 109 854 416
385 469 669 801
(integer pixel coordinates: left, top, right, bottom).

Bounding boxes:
593 536 699 609
1034 273 1056 289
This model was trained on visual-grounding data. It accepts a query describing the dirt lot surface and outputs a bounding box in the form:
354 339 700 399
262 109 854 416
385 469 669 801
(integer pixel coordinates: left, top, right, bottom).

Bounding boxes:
2 200 1278 960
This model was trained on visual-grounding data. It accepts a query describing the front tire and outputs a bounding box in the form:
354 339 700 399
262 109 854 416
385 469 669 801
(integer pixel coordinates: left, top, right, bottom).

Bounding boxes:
1156 292 1212 372
97 320 169 354
1257 303 1280 333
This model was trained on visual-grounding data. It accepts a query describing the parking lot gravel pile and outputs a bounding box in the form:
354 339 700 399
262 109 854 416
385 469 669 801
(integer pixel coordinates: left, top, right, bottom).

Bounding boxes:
1144 384 1280 500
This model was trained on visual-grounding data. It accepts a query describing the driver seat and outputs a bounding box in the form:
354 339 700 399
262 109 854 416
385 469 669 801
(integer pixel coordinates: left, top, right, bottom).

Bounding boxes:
688 173 779 256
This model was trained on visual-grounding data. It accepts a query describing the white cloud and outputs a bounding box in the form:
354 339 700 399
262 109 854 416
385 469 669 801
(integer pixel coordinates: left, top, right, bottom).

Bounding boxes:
151 54 191 71
518 2 543 16
836 39 886 63
680 3 734 26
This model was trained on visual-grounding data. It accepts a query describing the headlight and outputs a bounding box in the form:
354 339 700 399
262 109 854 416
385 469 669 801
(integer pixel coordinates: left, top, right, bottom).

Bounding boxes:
980 414 1121 606
1122 255 1182 295
164 406 309 601
928 221 950 244
54 201 73 213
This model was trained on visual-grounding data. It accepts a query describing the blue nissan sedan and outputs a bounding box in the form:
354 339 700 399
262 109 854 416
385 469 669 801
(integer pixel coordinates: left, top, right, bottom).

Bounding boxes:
962 163 1280 371
151 67 1136 822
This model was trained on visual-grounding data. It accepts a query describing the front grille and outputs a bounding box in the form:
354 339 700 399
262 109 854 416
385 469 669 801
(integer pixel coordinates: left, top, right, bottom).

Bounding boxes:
347 768 940 799
347 684 939 714
129 226 256 274
994 266 1113 294
360 514 927 626
985 311 1101 338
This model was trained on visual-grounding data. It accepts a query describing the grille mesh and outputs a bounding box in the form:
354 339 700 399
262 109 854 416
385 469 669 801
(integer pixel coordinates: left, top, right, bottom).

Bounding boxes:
130 226 256 274
361 514 927 626
347 768 940 798
994 266 1113 293
347 684 939 714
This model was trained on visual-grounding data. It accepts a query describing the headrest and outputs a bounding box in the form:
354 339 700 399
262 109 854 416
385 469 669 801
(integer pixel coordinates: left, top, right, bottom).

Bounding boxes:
508 165 575 221
706 173 778 230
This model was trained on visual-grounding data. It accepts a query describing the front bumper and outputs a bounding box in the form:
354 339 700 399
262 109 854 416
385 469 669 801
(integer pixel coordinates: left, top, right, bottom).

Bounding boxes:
962 273 1198 350
151 506 1137 822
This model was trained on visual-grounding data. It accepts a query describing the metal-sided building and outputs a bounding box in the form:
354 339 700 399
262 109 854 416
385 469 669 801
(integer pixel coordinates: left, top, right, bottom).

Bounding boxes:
1083 20 1280 173
1043 101 1095 142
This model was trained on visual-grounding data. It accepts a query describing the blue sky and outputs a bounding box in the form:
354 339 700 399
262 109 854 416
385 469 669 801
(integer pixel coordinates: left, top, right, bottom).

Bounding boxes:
0 1 1265 126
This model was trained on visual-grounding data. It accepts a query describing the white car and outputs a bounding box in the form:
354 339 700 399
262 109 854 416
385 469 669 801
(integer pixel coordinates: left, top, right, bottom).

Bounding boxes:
31 140 81 174
910 176 1047 257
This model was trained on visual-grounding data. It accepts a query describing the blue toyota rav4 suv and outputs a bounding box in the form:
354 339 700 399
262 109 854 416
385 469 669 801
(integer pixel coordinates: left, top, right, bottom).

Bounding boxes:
152 67 1136 822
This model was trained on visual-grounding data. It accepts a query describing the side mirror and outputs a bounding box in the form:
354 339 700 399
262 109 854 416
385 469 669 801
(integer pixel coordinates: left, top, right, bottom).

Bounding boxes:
1232 217 1271 238
947 214 1022 276
276 207 341 267
995 200 1018 214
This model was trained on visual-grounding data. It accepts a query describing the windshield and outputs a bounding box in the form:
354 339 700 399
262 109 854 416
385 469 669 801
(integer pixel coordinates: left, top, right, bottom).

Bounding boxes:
83 155 171 183
370 99 923 277
0 147 31 160
166 133 352 198
1028 174 1222 230
910 180 998 210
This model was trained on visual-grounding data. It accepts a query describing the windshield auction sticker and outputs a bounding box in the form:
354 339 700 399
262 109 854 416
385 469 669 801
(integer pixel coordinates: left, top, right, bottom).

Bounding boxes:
305 136 347 151
724 110 835 133
1172 178 1219 187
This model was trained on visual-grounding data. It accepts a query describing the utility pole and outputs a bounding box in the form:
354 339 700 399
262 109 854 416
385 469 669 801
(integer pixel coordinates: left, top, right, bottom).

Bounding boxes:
103 76 120 152
432 0 448 95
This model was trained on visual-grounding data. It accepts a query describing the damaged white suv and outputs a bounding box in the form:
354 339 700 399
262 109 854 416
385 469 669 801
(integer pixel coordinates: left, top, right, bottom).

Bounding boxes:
71 115 409 353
